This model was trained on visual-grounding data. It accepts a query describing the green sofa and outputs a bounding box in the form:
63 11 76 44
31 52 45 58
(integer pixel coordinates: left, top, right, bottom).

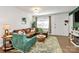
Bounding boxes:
12 34 36 53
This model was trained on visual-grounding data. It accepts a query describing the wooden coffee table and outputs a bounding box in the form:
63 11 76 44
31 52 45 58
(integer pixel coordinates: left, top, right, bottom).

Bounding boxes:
36 34 46 42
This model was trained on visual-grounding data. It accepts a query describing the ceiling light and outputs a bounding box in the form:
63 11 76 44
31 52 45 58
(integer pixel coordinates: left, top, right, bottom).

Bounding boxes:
32 7 41 15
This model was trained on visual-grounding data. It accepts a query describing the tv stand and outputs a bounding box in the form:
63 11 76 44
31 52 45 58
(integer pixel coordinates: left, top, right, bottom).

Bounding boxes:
70 30 79 47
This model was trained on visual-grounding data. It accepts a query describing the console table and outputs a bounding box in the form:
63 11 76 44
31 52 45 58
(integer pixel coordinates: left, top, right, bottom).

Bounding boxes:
2 35 13 52
70 30 79 47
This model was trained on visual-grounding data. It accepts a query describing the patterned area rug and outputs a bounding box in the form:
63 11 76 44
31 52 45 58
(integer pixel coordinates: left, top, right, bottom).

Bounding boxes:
8 36 62 53
29 36 62 53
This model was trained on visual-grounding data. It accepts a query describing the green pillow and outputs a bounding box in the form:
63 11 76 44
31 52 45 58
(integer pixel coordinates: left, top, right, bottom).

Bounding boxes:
37 28 43 33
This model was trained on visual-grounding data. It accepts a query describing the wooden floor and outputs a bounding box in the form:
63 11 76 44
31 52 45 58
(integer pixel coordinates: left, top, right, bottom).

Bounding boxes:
57 36 79 53
0 36 79 53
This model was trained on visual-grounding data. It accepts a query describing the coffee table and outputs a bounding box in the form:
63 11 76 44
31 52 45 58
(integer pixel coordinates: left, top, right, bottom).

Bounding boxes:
36 34 46 42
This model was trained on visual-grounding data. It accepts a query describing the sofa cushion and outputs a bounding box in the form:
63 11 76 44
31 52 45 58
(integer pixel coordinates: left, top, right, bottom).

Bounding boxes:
24 28 31 34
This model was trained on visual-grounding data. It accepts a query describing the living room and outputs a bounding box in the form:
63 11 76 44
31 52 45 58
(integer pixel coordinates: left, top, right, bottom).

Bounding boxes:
0 6 79 53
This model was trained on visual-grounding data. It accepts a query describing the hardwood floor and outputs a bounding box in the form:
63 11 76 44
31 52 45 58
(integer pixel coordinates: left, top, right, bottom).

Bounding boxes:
0 47 4 53
57 36 79 53
0 36 79 53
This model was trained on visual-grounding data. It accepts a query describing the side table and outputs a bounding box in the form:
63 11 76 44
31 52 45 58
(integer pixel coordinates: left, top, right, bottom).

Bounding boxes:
2 35 13 52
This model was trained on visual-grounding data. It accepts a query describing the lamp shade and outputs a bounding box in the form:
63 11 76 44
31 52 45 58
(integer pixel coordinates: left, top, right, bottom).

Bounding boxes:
3 24 10 30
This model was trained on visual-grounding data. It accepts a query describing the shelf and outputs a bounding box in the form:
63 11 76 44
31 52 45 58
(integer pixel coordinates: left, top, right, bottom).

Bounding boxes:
6 44 12 47
70 31 79 47
71 30 79 37
2 47 13 51
70 40 79 47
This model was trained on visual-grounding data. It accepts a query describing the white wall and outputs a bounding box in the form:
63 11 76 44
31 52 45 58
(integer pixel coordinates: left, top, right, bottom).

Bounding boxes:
0 7 33 47
0 7 33 35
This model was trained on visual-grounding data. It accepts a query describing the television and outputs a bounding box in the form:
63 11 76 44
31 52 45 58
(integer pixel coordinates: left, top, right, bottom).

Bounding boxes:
74 10 79 22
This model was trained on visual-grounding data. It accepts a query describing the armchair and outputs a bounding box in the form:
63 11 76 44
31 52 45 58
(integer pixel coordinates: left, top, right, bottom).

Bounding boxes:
12 34 36 52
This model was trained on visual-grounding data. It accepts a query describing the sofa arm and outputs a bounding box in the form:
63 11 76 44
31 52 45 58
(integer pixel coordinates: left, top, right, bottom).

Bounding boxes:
23 36 36 52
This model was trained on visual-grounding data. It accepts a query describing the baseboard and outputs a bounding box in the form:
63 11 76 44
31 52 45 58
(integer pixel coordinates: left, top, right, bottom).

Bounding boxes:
49 34 69 37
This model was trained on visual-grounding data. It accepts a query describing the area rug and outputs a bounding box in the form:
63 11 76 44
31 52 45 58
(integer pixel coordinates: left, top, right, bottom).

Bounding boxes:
29 36 62 53
8 36 62 53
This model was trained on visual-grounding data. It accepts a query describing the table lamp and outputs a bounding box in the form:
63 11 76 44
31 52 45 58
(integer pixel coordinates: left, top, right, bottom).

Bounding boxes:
3 24 10 35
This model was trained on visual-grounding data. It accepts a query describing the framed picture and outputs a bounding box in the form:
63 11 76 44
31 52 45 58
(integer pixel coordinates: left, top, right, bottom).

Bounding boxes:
22 17 27 24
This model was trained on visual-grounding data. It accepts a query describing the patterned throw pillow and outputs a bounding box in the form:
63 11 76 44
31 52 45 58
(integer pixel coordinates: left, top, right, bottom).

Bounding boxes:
18 31 23 35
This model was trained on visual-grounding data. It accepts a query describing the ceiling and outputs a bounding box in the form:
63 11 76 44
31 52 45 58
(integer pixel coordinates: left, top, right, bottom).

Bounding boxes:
16 6 77 15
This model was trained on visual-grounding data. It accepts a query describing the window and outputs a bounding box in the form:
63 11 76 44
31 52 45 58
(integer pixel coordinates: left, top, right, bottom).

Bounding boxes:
37 16 49 29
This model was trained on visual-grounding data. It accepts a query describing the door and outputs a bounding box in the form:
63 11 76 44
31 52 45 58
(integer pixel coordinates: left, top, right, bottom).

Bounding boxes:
51 13 69 36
